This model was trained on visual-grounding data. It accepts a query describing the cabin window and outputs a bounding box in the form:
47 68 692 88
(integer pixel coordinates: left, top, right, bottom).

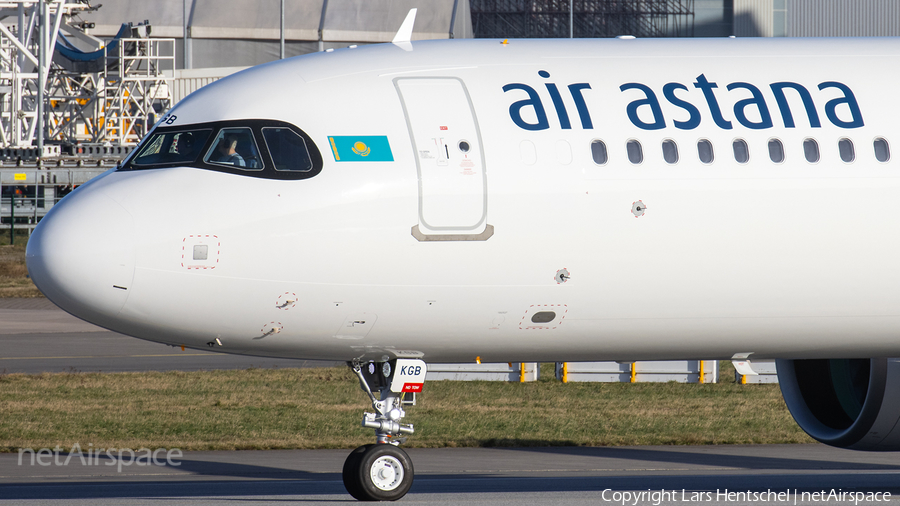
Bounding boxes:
697 139 714 164
590 140 608 165
803 138 820 163
838 138 855 163
556 140 573 165
874 138 891 163
520 140 537 165
626 139 643 164
129 129 213 167
205 127 262 170
262 127 313 172
768 138 784 163
662 139 678 164
732 139 749 164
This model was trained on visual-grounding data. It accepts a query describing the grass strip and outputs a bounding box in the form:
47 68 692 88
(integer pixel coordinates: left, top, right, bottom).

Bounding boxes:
0 240 42 298
0 364 812 452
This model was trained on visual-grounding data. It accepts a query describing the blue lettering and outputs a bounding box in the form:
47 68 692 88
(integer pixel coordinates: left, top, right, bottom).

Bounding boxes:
620 82 665 130
502 74 864 132
662 82 701 130
693 74 732 129
818 81 864 128
770 82 821 128
545 83 571 129
726 82 773 130
502 83 549 131
539 71 571 129
567 83 593 129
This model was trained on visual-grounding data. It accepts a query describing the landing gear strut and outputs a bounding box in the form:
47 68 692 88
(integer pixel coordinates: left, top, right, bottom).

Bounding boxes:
343 359 426 501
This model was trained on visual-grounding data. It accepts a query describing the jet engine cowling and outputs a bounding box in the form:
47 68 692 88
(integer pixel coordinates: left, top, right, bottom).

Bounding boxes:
777 358 900 450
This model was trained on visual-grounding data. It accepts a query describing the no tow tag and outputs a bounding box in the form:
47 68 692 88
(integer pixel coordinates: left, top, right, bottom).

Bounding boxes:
389 359 427 393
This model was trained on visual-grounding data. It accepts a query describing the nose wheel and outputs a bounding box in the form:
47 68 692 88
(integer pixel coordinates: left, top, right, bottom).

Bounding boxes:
344 359 426 501
343 443 414 501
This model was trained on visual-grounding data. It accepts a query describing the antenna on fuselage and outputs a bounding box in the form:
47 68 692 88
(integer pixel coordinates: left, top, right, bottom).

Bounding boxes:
393 8 417 50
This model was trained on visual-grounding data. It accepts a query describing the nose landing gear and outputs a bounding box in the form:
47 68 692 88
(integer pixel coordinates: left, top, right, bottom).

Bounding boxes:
343 359 426 501
343 443 414 501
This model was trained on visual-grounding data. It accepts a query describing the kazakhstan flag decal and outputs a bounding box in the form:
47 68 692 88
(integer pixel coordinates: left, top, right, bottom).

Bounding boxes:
328 136 394 162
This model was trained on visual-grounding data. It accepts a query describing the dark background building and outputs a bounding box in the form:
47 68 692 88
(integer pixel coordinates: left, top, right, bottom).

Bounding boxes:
470 0 900 40
469 0 697 39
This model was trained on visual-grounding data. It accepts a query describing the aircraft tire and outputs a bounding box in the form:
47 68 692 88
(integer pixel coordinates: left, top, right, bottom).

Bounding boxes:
342 443 414 501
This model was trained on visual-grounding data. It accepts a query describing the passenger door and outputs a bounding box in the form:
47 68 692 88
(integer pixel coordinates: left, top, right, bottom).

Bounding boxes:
395 77 490 240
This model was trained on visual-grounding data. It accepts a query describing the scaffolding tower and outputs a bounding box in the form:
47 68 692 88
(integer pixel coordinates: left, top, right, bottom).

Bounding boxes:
470 0 695 39
0 0 173 156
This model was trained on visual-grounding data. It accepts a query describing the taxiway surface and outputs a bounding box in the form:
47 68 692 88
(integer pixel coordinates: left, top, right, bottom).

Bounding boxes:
2 445 899 505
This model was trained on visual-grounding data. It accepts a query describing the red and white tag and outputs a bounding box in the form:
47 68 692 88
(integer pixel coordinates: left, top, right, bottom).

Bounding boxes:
389 359 427 393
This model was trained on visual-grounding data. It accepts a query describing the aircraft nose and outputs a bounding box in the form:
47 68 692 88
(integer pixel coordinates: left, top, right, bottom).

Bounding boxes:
26 190 136 328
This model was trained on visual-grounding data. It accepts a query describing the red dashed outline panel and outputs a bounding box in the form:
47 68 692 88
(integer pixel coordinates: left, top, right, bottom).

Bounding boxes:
276 292 298 310
181 235 220 270
519 304 568 330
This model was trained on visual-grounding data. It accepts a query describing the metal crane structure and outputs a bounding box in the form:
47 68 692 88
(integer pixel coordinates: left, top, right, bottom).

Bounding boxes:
0 0 173 160
0 1 174 238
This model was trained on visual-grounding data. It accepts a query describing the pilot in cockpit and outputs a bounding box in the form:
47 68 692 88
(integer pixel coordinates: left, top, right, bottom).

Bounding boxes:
213 134 246 167
176 132 197 158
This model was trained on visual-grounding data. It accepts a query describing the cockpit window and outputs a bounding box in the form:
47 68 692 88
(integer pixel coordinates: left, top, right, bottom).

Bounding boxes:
262 127 313 172
129 129 212 166
120 119 323 181
205 127 262 170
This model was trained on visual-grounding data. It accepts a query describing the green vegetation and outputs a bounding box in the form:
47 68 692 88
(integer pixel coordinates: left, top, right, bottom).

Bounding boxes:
0 363 812 453
0 234 41 298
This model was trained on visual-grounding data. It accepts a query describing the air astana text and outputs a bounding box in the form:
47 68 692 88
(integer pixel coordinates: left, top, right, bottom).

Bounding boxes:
502 71 863 132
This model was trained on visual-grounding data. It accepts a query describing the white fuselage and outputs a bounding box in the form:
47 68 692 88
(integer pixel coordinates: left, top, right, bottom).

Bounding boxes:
25 37 900 363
